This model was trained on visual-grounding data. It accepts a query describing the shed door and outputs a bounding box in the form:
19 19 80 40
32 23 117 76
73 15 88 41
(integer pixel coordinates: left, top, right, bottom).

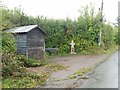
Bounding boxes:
17 34 27 54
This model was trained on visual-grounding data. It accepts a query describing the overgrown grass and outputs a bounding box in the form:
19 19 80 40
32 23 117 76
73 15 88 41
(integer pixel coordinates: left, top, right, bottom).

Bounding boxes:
2 62 68 88
2 51 68 88
25 59 48 67
2 72 49 88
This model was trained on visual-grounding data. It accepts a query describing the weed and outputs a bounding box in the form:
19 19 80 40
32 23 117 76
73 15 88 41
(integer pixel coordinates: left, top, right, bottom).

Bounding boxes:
68 67 93 79
68 75 77 79
45 64 68 71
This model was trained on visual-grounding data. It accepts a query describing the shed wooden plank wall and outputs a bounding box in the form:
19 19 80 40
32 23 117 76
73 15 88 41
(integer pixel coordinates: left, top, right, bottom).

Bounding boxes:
16 33 27 54
27 27 45 59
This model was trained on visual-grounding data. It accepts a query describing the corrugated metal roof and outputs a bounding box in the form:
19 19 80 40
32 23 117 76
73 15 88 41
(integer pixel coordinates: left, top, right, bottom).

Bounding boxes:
6 25 45 34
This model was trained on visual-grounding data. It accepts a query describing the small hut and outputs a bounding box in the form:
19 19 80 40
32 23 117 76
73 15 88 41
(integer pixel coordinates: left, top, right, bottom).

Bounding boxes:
7 25 46 59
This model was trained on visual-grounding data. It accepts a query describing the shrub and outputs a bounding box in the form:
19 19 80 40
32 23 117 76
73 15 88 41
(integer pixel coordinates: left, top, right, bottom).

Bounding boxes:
2 52 27 77
2 32 26 77
2 72 49 88
25 59 41 67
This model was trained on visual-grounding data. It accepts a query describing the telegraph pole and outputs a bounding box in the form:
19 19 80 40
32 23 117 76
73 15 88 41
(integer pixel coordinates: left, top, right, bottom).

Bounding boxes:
98 0 103 47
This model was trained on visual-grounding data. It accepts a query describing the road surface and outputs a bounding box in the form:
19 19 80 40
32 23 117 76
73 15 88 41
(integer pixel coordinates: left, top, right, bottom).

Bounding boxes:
42 53 110 88
78 50 119 88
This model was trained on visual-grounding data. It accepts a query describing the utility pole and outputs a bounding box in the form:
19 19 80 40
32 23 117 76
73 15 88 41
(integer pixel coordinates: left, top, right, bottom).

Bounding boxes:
118 2 120 46
98 0 103 47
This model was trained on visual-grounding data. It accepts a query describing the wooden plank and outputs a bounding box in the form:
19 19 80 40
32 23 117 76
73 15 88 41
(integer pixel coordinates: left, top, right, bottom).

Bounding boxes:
45 48 59 52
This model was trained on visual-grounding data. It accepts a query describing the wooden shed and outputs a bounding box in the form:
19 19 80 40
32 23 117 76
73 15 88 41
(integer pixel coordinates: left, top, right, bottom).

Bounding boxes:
7 25 46 59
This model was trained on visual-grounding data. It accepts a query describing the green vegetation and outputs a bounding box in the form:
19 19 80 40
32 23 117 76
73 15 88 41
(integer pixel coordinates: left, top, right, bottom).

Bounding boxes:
2 72 49 88
1 3 118 88
24 59 47 67
68 75 77 79
74 67 92 76
1 5 118 55
68 67 93 79
45 64 69 71
2 62 67 88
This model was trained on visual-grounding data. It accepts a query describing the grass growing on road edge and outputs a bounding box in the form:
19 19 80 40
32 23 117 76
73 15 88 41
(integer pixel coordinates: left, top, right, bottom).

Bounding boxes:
45 64 69 71
68 67 93 79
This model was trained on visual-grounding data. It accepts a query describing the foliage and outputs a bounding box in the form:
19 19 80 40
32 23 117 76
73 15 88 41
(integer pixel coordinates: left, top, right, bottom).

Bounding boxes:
1 5 117 54
114 29 120 45
2 72 49 88
102 24 116 49
2 52 26 77
2 32 26 77
2 32 16 52
24 59 47 67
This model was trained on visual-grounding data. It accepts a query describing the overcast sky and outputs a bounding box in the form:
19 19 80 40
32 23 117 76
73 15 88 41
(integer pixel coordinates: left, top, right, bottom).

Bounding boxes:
1 0 119 23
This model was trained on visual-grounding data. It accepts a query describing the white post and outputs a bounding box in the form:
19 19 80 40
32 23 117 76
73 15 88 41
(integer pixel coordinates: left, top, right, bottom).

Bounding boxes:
98 31 102 47
70 40 76 54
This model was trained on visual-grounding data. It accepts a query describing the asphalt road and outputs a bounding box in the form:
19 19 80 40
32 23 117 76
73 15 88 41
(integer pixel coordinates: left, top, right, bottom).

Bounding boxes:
79 50 119 88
